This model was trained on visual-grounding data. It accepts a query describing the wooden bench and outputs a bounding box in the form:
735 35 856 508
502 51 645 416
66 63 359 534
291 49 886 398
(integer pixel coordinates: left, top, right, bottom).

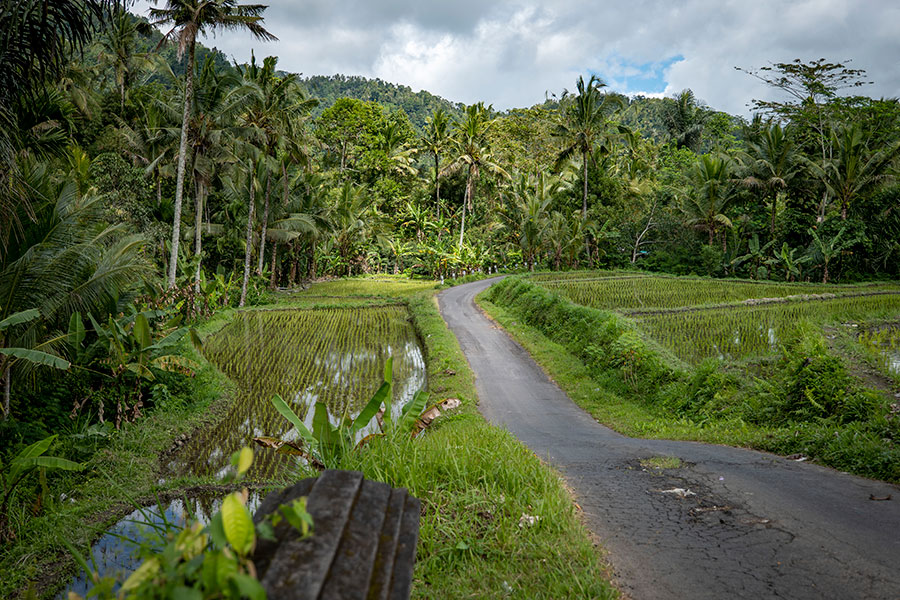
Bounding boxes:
252 470 421 600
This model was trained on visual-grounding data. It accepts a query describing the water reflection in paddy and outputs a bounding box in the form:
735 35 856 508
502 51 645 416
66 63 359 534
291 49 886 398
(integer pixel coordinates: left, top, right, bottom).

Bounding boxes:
168 306 426 480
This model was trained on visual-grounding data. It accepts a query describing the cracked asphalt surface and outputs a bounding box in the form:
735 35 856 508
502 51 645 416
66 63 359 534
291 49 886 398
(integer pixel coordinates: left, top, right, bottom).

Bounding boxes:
439 278 900 599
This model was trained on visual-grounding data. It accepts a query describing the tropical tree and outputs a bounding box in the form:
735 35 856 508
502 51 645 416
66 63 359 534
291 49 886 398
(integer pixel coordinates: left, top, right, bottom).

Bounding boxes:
806 123 900 220
662 89 706 152
740 122 801 236
808 226 855 283
448 103 508 246
0 162 151 417
96 7 154 114
681 154 735 247
553 75 622 219
421 108 451 215
328 181 375 276
149 0 276 289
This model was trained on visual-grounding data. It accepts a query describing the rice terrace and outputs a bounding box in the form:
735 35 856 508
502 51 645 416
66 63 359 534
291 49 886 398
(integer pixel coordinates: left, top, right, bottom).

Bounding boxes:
3 0 900 598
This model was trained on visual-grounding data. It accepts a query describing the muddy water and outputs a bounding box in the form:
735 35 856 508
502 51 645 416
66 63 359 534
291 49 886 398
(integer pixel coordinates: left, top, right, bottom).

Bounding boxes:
168 306 426 480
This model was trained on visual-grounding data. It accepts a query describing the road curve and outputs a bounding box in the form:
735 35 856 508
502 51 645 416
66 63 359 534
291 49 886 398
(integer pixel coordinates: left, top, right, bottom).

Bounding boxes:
439 278 900 600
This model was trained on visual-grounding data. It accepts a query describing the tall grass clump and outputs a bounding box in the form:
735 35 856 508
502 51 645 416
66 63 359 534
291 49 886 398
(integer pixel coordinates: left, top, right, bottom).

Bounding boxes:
487 277 677 397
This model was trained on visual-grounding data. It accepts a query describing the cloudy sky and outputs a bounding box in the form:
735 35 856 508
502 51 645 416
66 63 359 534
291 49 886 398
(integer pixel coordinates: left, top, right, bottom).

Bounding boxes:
133 0 900 115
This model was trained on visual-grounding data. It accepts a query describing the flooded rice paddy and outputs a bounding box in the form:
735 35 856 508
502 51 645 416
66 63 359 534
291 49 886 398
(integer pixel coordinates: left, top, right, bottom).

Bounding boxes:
858 324 900 376
169 305 426 480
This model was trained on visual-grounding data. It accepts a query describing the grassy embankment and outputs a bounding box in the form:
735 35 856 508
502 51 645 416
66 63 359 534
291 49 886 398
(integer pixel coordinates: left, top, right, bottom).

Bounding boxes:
2 274 615 599
479 275 900 483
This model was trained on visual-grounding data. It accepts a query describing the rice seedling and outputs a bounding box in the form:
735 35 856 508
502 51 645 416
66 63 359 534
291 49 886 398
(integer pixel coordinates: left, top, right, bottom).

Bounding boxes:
169 306 426 480
533 273 900 312
858 323 900 377
639 294 900 364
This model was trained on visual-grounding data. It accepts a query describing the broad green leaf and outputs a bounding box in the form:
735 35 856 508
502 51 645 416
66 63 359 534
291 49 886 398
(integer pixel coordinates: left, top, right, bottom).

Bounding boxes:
0 348 69 371
120 557 160 594
0 308 40 331
12 435 56 462
67 312 85 348
270 394 316 447
146 327 187 352
229 573 267 600
351 381 390 434
312 402 335 445
133 313 152 351
399 390 430 431
13 456 83 473
221 492 255 556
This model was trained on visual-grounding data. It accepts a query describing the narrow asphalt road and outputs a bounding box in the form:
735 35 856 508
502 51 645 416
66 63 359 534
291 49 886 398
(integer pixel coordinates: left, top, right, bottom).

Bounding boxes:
439 278 900 600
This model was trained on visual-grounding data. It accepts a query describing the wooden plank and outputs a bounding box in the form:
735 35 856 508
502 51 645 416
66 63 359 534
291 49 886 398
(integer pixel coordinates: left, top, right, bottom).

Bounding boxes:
320 479 392 600
260 470 363 599
252 477 316 579
389 495 421 600
366 487 407 600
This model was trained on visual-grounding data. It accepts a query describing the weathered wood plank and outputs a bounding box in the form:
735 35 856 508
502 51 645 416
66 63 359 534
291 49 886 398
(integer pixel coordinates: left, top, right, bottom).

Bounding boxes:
260 470 363 598
366 487 407 600
320 479 392 600
252 477 316 578
389 496 421 600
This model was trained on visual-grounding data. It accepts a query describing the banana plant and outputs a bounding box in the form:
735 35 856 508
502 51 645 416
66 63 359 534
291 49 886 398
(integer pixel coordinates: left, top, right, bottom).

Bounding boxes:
258 357 432 469
0 435 83 542
78 312 201 426
731 234 775 279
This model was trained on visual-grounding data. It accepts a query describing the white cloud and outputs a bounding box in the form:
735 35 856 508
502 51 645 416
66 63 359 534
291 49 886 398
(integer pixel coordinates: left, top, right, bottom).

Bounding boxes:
131 0 900 115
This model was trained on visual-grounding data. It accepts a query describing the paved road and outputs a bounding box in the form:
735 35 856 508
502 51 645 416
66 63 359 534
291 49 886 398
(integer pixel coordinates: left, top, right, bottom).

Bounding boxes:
439 278 900 600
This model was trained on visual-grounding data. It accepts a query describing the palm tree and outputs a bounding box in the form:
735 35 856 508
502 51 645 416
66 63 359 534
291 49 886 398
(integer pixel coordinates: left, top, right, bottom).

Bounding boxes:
329 181 375 276
806 124 900 220
553 75 622 219
149 0 276 289
232 53 317 276
421 108 451 216
448 103 508 246
662 89 706 152
0 160 152 417
96 8 154 114
740 123 801 237
681 154 735 246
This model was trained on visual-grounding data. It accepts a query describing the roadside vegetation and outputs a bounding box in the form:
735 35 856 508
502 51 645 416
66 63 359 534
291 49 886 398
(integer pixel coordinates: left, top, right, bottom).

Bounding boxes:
481 275 900 482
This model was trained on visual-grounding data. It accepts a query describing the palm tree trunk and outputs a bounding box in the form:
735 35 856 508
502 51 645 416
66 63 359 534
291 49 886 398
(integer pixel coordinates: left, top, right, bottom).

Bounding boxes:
770 191 777 237
582 151 589 219
2 366 9 420
239 173 256 308
193 180 204 294
257 176 271 275
167 38 196 289
459 167 473 247
269 241 278 289
308 241 316 280
434 151 441 219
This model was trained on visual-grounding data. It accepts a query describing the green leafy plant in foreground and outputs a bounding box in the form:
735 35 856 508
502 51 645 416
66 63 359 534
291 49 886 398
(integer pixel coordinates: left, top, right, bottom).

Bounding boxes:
259 357 440 469
0 434 83 542
67 447 313 600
